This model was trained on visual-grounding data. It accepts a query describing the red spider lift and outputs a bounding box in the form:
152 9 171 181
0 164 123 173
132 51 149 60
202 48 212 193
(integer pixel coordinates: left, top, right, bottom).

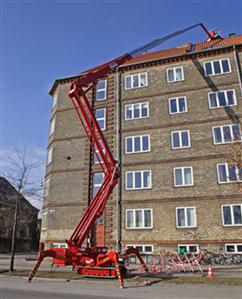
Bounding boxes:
28 23 218 288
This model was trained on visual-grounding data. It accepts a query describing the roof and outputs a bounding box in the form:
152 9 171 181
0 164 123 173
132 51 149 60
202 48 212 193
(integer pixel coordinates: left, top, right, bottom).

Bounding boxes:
0 176 38 211
49 34 242 95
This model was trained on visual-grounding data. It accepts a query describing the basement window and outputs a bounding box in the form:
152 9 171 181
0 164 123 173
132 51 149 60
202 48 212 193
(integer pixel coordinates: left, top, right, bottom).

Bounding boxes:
95 80 107 101
225 244 242 254
178 244 199 254
126 244 154 254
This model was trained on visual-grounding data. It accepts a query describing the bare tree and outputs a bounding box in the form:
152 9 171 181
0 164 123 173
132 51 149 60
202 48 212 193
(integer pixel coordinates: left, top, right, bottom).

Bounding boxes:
4 144 43 272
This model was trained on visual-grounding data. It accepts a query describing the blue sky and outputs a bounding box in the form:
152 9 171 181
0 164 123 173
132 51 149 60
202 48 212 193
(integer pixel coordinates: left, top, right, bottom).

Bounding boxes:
1 0 241 207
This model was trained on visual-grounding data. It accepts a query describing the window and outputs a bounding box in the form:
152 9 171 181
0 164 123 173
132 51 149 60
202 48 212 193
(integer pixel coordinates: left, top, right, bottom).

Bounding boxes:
176 207 197 228
171 130 190 149
225 244 242 254
167 66 184 82
93 141 105 164
52 243 68 249
125 73 148 89
213 124 241 144
126 170 152 190
41 210 48 230
125 102 149 120
126 209 153 229
222 204 242 226
178 244 199 254
49 117 56 136
174 167 193 187
95 108 106 130
169 96 187 114
92 172 104 197
126 244 154 254
47 148 53 165
95 80 107 101
44 177 50 197
204 58 231 76
217 163 242 183
208 89 236 109
52 93 58 108
125 135 150 154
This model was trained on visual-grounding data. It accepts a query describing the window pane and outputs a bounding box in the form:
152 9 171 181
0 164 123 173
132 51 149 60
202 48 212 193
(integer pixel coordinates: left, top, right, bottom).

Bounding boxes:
141 103 148 117
175 68 183 81
126 106 132 119
93 173 104 197
144 210 151 227
134 136 141 152
127 173 133 189
226 245 235 252
189 246 197 253
168 69 174 82
178 97 186 112
175 169 182 186
135 172 142 188
237 245 242 252
222 59 230 73
223 206 232 225
125 77 132 89
142 136 149 151
170 99 177 113
205 62 212 76
143 171 150 188
127 210 133 228
233 205 242 224
95 108 104 119
135 210 143 227
181 131 189 147
96 90 105 100
223 126 232 142
98 119 105 130
177 209 185 226
227 90 235 105
184 168 192 185
133 104 140 118
232 125 241 141
214 61 221 74
218 165 227 182
214 127 222 143
144 245 152 253
140 74 147 86
97 80 105 90
187 208 195 227
126 138 133 153
228 166 237 181
209 93 217 108
218 92 226 106
133 75 139 88
172 132 180 148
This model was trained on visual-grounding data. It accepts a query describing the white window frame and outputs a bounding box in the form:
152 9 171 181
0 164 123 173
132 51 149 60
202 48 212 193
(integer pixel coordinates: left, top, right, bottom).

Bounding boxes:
217 163 242 184
176 207 197 228
166 66 184 83
95 80 107 101
125 170 152 190
171 130 191 149
52 93 58 108
169 96 187 114
52 243 68 249
95 108 106 131
47 148 53 165
208 89 237 109
225 244 242 254
126 244 154 254
125 134 150 154
221 204 242 226
204 58 231 76
41 210 48 231
125 102 149 120
178 244 199 254
173 167 194 187
49 117 56 136
126 208 153 229
44 177 51 197
124 73 148 90
212 124 241 144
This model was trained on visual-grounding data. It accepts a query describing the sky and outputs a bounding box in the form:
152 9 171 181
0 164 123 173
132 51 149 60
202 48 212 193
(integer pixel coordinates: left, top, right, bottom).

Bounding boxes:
1 0 242 209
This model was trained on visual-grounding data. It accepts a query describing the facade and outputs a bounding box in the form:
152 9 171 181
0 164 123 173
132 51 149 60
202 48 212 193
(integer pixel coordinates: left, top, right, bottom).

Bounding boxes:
41 34 242 256
0 177 39 253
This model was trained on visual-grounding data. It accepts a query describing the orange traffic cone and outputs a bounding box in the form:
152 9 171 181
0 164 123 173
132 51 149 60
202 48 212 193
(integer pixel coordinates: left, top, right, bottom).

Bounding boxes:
207 265 216 278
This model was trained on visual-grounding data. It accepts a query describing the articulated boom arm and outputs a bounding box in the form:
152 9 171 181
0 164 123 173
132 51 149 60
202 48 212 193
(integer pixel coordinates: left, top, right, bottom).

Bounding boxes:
67 22 215 249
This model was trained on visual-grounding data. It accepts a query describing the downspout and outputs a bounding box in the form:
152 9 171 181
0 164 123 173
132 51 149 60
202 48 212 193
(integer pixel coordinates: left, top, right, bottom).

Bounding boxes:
233 45 242 96
116 68 122 252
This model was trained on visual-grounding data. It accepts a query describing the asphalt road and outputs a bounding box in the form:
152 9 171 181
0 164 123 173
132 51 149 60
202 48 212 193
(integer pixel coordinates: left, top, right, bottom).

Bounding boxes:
1 276 242 299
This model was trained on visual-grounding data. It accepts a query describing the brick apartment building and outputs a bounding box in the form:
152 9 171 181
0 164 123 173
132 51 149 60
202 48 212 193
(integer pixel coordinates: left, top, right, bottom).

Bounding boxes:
41 33 242 256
